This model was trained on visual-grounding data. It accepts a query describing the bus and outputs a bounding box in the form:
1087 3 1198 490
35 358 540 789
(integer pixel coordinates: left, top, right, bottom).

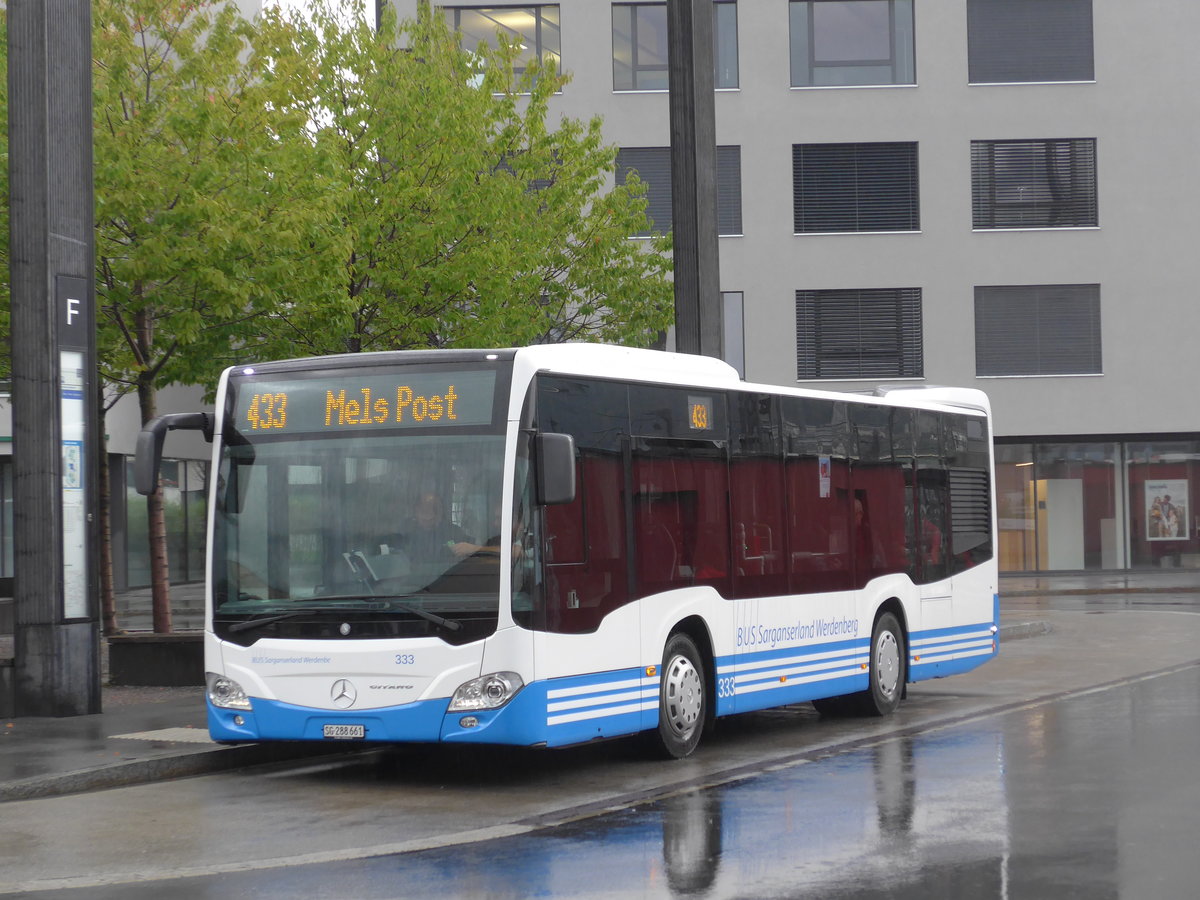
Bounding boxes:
135 344 998 759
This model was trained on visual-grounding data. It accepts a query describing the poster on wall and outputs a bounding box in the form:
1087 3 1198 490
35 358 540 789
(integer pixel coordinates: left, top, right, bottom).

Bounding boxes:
1146 480 1188 541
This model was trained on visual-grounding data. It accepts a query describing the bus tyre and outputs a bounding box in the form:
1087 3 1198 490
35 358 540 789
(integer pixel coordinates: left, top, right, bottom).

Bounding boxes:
858 612 904 717
651 633 706 759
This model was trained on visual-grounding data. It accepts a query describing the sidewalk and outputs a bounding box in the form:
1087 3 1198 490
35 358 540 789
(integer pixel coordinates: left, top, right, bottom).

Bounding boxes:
1 572 1196 803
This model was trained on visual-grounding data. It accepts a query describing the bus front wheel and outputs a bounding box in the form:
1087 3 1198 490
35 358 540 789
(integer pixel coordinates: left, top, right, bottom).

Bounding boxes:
858 612 904 716
650 633 706 759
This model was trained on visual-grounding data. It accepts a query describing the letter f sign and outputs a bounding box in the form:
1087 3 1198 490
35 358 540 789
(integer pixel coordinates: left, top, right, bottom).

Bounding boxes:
66 297 80 326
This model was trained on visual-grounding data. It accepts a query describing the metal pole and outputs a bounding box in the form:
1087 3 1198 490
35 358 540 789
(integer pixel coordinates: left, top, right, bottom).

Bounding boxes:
667 0 722 359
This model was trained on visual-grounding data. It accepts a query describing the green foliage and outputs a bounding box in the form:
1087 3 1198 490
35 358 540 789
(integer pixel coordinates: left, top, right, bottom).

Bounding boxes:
2 0 672 403
93 0 349 408
250 0 673 357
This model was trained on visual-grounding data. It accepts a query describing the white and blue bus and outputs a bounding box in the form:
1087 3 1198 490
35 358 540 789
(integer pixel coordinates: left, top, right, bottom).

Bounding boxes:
136 344 998 758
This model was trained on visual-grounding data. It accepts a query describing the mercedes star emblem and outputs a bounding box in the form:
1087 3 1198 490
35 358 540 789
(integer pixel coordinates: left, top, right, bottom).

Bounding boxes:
330 679 357 708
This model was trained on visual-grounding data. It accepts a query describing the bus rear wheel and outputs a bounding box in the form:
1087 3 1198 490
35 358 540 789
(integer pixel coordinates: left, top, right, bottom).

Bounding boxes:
650 633 706 759
857 612 904 716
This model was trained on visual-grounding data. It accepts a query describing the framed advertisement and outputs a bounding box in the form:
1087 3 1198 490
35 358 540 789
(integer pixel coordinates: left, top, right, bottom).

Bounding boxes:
1145 480 1188 541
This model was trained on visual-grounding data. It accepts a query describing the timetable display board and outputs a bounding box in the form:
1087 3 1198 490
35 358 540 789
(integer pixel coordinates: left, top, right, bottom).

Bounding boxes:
230 369 499 434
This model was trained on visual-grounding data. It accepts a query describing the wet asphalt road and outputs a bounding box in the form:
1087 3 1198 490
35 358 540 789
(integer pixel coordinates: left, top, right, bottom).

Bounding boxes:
18 664 1198 900
5 597 1200 899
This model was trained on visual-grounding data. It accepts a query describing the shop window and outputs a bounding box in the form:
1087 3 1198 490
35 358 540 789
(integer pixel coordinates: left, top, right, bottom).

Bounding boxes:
1127 442 1200 571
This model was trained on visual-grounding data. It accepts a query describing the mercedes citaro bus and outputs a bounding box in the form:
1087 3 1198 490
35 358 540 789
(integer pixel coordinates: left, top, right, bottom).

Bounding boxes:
136 344 998 758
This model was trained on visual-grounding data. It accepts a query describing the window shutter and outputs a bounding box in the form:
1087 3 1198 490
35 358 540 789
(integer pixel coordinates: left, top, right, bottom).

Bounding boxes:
618 146 743 237
793 142 919 233
796 288 923 379
717 146 742 235
967 0 1094 83
974 284 1102 376
971 139 1097 228
617 147 673 236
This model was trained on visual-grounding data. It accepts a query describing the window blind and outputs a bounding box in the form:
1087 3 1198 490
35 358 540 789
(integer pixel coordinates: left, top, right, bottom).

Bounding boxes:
796 287 923 379
793 142 919 233
967 0 1094 83
974 283 1102 375
972 139 1097 228
617 146 743 237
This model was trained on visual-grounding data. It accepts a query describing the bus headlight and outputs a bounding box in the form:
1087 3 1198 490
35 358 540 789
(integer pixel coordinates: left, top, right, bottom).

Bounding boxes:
448 671 524 711
206 673 252 711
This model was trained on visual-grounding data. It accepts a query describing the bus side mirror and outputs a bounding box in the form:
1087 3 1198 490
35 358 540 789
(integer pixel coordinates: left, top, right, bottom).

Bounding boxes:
134 413 214 495
535 432 576 506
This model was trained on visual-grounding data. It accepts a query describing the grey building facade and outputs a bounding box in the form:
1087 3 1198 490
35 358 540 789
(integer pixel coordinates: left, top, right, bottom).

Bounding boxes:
4 1 1192 586
388 0 1200 574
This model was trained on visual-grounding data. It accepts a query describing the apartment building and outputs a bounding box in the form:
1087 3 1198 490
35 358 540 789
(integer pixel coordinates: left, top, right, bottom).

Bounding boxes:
384 0 1200 575
3 1 1192 587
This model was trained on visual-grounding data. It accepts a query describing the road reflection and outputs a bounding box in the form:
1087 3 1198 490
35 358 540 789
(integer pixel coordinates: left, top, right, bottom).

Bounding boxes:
365 727 1010 899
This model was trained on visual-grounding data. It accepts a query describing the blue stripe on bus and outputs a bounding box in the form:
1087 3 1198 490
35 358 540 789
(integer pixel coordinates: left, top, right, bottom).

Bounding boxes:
211 611 1003 746
208 695 451 743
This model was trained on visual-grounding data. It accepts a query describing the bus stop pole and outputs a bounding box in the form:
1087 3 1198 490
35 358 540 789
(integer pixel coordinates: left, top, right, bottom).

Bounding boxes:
8 0 101 715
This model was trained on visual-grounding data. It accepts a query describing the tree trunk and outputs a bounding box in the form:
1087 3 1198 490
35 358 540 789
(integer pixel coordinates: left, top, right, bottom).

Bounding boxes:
138 378 173 634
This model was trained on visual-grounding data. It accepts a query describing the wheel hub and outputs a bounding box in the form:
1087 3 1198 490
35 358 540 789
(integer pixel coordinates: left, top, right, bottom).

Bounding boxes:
876 631 900 700
664 654 702 738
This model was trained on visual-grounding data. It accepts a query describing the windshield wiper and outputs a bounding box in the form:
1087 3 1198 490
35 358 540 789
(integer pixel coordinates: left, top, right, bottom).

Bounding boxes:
323 595 463 632
226 608 325 634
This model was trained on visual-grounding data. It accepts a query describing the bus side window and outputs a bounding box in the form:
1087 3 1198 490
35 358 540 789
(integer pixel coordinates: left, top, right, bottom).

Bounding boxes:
783 397 853 594
729 392 788 599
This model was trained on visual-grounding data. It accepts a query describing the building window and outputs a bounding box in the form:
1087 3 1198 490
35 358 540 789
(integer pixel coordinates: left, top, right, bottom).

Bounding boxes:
974 284 1102 376
613 2 740 91
967 0 1094 84
795 287 923 379
722 291 745 377
971 139 1097 229
444 6 562 76
793 142 919 233
789 0 915 87
616 145 743 237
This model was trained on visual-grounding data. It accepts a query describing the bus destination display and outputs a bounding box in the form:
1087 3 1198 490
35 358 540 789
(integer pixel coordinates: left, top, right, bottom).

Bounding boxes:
234 370 497 434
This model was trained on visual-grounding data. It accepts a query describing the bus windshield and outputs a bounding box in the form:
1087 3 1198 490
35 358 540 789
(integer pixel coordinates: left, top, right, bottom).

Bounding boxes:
213 365 509 645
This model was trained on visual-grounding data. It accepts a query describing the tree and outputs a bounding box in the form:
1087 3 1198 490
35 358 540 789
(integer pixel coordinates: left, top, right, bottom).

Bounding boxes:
93 0 347 632
250 0 673 358
3 0 671 634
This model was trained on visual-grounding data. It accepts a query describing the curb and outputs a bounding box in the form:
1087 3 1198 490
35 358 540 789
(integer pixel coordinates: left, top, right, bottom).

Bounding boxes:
0 742 357 804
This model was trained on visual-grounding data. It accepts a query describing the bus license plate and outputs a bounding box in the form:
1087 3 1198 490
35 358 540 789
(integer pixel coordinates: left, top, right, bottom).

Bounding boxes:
323 724 365 740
